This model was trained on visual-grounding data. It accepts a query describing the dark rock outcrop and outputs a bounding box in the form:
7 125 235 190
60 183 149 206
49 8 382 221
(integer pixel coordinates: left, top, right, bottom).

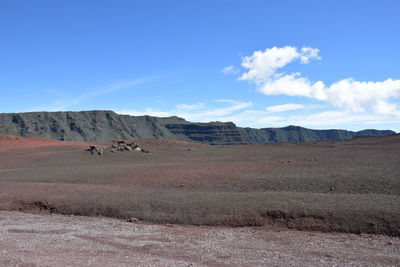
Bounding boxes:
165 122 244 145
0 111 396 145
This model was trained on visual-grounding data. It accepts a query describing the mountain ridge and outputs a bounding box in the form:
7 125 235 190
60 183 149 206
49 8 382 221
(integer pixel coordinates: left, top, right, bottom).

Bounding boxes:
0 110 396 145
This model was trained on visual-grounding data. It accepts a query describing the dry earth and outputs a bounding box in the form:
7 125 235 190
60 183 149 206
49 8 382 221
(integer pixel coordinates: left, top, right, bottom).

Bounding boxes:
1 211 399 266
1 134 400 235
0 134 400 265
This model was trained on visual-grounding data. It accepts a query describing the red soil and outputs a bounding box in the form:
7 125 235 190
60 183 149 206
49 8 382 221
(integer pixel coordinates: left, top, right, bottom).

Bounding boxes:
0 134 88 149
1 134 400 236
1 134 400 265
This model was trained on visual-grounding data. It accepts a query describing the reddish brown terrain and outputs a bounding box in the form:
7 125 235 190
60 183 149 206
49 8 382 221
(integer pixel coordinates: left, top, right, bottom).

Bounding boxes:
0 134 400 265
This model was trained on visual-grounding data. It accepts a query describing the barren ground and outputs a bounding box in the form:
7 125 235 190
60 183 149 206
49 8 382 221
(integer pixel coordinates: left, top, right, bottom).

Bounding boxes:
1 211 399 266
0 134 400 265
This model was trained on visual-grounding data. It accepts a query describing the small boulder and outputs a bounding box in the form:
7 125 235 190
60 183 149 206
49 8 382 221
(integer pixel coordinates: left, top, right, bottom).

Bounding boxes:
87 145 97 155
127 217 139 223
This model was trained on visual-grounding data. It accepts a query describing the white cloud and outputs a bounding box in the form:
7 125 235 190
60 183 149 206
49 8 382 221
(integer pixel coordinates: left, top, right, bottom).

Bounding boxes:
219 109 400 131
260 73 327 101
221 65 239 75
179 100 252 121
117 99 253 123
117 101 400 132
299 47 322 63
282 110 400 131
176 103 205 110
240 46 400 115
260 76 400 113
214 110 283 127
240 46 320 82
326 78 400 112
266 103 306 113
209 99 253 115
373 100 400 116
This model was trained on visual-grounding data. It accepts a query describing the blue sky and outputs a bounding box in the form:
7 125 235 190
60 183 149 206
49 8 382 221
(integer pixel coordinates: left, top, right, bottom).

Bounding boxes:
1 0 400 131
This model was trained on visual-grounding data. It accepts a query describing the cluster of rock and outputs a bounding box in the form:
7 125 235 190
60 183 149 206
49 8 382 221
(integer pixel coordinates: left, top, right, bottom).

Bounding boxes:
87 145 104 156
109 140 149 153
86 140 149 156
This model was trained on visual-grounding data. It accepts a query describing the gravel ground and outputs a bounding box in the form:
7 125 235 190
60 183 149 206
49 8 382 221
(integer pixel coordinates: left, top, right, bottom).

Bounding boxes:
0 211 399 266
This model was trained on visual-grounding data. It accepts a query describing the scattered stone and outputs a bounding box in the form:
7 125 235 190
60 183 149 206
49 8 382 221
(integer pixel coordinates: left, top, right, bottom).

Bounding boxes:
86 145 97 155
304 158 317 161
126 217 139 223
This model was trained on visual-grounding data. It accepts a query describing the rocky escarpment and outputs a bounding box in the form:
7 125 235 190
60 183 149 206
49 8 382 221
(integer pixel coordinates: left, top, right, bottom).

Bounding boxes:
0 111 186 142
238 125 395 144
0 110 396 145
164 122 244 145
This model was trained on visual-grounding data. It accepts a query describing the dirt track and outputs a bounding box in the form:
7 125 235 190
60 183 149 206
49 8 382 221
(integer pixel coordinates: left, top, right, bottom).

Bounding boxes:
1 211 399 266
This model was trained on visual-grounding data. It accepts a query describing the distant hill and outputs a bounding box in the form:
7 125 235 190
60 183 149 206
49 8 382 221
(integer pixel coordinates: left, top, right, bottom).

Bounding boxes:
0 110 396 145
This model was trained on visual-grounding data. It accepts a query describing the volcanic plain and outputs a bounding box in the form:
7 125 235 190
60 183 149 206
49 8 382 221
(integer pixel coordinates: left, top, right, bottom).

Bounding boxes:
0 134 400 265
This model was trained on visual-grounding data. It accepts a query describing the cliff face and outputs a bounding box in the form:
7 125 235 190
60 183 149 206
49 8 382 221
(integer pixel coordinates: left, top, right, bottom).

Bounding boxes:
239 125 395 144
0 111 186 142
164 122 244 145
0 111 396 144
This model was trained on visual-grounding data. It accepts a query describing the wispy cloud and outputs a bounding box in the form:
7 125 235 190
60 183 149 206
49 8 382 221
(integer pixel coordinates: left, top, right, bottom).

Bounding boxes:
31 76 155 111
208 108 400 131
176 103 205 110
117 99 253 122
117 97 400 131
221 65 239 75
266 103 306 113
